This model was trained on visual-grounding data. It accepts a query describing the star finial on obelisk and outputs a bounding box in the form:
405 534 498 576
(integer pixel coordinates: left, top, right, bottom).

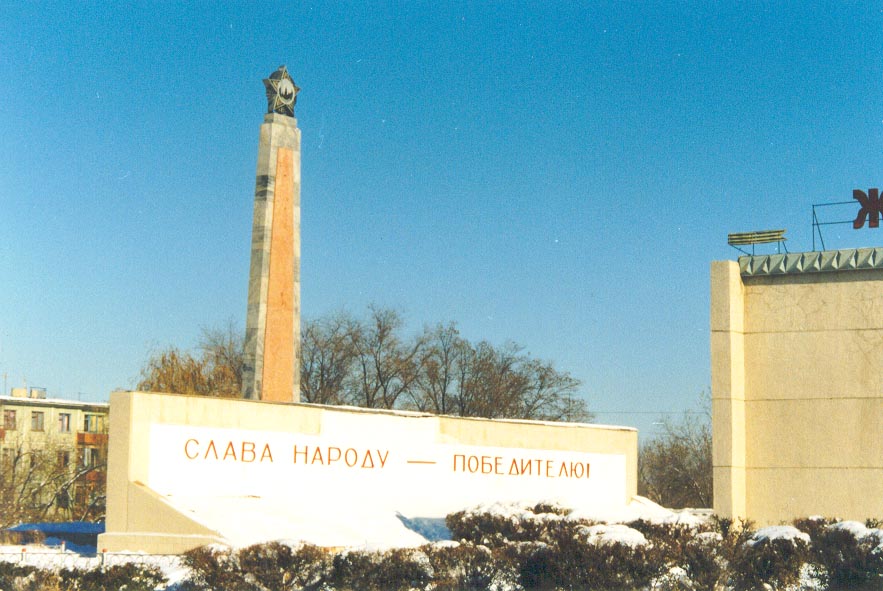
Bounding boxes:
263 65 300 117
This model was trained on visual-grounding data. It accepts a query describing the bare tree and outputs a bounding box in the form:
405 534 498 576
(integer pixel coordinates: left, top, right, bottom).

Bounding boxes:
300 312 357 405
517 359 590 422
0 434 106 527
411 323 466 414
136 309 593 424
639 397 712 509
348 307 426 409
455 341 527 418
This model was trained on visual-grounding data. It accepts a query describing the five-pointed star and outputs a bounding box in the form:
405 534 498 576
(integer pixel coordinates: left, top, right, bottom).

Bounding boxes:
263 66 300 116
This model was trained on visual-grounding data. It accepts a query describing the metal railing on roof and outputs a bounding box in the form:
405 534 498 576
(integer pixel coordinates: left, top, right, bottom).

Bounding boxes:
727 229 787 255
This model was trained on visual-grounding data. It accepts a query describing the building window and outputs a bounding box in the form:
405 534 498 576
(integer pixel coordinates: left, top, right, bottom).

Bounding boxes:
83 414 101 433
3 410 15 430
27 450 42 472
58 413 71 433
31 411 44 432
57 450 70 469
2 448 13 466
82 446 100 468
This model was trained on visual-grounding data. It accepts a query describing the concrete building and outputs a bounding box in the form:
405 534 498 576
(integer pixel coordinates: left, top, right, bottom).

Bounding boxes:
712 247 883 524
0 388 109 520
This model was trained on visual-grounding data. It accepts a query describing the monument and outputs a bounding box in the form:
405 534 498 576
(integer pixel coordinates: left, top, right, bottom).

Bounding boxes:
97 69 639 554
242 66 302 402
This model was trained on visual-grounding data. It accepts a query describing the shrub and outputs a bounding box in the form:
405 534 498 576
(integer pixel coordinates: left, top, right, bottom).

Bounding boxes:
538 522 663 591
374 548 433 591
179 545 256 591
530 502 571 517
514 541 557 591
237 541 332 590
61 563 166 591
626 520 695 560
329 549 380 591
0 563 36 591
794 515 838 541
811 521 883 589
709 516 755 565
729 525 811 591
680 531 724 591
423 542 502 591
330 548 433 591
238 541 294 590
282 543 333 590
445 503 583 548
0 563 63 591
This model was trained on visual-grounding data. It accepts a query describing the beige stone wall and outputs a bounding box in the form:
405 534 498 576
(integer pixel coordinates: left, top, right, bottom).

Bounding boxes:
712 253 883 524
99 391 637 553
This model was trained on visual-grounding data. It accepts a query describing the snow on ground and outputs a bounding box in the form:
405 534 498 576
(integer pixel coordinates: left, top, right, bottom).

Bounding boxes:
570 495 708 527
159 493 703 551
162 495 431 550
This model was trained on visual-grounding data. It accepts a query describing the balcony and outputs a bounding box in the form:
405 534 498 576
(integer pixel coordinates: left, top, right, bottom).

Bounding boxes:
82 470 104 483
77 432 108 446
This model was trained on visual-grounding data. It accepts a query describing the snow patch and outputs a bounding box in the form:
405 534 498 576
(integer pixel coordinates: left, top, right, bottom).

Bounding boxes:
746 525 810 547
579 524 648 548
826 521 883 551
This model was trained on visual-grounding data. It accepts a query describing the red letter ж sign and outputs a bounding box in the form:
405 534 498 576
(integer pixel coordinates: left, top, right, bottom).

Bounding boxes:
853 188 882 229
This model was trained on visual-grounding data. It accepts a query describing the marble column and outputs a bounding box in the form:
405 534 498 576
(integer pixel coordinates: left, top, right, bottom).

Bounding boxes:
242 110 301 402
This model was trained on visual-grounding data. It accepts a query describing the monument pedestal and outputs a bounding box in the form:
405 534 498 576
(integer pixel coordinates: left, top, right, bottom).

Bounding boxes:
98 391 638 553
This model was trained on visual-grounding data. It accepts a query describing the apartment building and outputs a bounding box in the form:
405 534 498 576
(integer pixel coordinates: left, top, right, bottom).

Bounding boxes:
0 388 109 521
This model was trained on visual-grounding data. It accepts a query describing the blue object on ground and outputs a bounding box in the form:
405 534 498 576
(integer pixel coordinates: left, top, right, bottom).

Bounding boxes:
6 522 104 555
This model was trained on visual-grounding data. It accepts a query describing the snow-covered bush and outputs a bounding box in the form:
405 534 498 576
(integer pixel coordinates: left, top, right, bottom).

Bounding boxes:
730 525 811 590
180 544 256 591
624 517 727 591
510 540 557 590
422 542 504 591
678 530 724 591
541 522 663 591
373 548 433 591
0 562 166 591
626 520 694 566
445 502 578 547
61 563 167 591
0 563 59 591
237 541 330 591
328 549 378 591
810 520 883 589
330 547 432 591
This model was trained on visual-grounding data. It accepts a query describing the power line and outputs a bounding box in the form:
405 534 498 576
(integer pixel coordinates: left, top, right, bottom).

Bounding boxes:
592 410 706 415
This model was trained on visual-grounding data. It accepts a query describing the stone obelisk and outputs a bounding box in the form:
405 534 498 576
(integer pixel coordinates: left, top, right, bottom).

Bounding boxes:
242 66 301 402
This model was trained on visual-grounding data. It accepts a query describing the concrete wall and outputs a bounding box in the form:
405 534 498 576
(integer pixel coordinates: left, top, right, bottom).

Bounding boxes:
99 391 637 553
712 248 883 524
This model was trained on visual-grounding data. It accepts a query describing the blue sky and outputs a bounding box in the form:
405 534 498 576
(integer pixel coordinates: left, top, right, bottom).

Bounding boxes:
2 2 882 437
